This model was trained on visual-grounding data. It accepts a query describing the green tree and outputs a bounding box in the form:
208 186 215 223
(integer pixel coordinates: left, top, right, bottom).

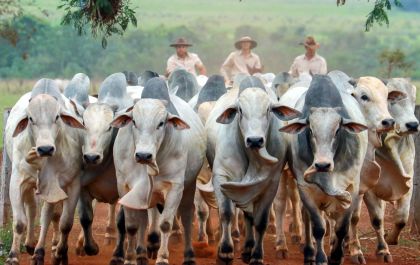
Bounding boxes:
378 48 414 78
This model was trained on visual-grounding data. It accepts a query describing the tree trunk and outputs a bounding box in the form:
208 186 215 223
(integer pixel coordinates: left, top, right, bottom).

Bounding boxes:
410 105 420 235
0 108 11 227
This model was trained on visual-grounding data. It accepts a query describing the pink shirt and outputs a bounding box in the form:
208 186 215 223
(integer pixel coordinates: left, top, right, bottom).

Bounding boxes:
220 51 262 82
166 52 203 76
289 53 327 77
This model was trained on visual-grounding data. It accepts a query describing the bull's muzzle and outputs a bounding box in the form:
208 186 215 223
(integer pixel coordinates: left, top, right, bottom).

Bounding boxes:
83 153 101 164
406 122 419 132
315 162 332 172
380 118 395 131
246 136 264 149
135 152 153 163
37 145 55 157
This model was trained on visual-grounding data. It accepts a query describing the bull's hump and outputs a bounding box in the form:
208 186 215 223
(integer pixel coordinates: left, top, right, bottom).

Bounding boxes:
238 76 266 95
98 73 127 100
196 75 226 109
303 75 347 117
142 77 179 115
31 79 62 102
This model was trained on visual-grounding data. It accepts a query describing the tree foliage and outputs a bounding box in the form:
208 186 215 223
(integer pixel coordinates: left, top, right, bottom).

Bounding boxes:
337 0 403 31
378 48 414 78
59 0 137 48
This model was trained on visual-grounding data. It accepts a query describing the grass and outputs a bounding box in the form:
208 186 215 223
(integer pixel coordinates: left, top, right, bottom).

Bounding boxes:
0 223 14 264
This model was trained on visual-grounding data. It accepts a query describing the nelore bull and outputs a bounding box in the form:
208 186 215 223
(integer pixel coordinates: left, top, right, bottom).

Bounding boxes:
5 79 85 265
206 76 301 265
110 77 206 265
279 75 370 265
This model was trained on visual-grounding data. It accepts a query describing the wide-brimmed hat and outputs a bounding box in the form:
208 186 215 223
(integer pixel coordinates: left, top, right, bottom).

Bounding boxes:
234 36 257 50
299 36 320 49
170 37 192 47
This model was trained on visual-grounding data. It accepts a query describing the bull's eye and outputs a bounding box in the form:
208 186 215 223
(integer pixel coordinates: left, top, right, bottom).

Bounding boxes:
55 115 59 122
335 128 340 136
131 120 136 127
361 95 370 101
29 117 34 123
157 121 165 129
106 126 112 132
238 107 243 115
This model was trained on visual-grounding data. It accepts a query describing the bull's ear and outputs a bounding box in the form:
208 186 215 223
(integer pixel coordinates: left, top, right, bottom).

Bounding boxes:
271 104 302 121
60 113 86 129
388 90 407 102
279 119 307 134
111 113 133 128
380 78 388 86
216 105 237 124
13 116 29 137
167 113 190 130
342 118 368 133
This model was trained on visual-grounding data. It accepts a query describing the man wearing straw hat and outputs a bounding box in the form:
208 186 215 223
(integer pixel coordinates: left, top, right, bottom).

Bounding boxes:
165 37 207 77
220 36 263 85
289 36 327 78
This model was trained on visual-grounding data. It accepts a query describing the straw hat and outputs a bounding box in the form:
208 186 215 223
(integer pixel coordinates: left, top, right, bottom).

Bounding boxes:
170 37 192 47
234 36 257 50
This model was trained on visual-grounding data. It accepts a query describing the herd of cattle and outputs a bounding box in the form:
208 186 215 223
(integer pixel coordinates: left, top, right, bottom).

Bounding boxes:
2 68 418 265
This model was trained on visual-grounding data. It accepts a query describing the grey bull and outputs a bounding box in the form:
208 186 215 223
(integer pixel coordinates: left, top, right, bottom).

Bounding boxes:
279 75 369 265
206 76 301 265
5 79 85 265
76 73 133 259
110 77 206 265
168 68 200 102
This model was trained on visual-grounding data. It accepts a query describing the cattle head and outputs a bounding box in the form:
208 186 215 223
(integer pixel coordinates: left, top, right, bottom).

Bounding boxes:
111 99 189 176
280 107 367 176
348 76 400 145
386 78 418 134
216 87 301 163
81 103 118 165
272 72 297 99
13 94 85 157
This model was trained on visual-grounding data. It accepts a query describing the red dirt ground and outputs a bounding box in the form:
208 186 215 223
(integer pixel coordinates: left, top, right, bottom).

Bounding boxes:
13 201 420 265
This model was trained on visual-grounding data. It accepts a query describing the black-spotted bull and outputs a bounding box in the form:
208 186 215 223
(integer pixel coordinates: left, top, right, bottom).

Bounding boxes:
205 76 301 265
280 75 369 265
5 79 85 265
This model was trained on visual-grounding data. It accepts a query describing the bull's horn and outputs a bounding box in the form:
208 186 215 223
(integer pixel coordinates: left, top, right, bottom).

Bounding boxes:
119 174 153 210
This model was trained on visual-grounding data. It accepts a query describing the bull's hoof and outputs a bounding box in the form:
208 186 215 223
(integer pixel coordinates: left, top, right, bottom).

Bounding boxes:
291 234 302 244
328 257 344 265
136 257 148 265
231 229 240 239
216 256 233 265
5 257 19 265
51 254 68 265
25 245 35 255
30 248 45 265
249 259 264 265
75 245 85 256
109 256 124 265
376 250 393 263
84 242 100 256
241 251 252 263
266 223 276 234
156 263 169 265
350 253 366 264
182 260 196 265
276 249 288 259
146 248 157 260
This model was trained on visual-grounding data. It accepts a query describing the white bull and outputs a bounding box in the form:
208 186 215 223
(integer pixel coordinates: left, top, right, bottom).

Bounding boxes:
206 76 300 265
110 77 206 265
5 79 85 265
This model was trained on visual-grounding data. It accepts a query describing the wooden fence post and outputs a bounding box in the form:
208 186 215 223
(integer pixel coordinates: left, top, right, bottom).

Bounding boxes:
410 105 420 234
0 108 11 227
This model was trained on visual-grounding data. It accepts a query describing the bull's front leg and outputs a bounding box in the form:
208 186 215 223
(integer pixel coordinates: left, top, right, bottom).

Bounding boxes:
123 208 142 265
329 210 352 265
214 176 235 265
156 183 184 265
109 207 126 265
178 181 197 265
194 189 210 244
105 203 117 245
287 175 303 244
51 179 80 265
31 202 55 265
386 183 413 245
250 206 271 265
364 191 393 263
273 170 289 259
240 212 255 264
147 207 161 260
348 194 366 265
135 210 149 265
77 189 99 256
